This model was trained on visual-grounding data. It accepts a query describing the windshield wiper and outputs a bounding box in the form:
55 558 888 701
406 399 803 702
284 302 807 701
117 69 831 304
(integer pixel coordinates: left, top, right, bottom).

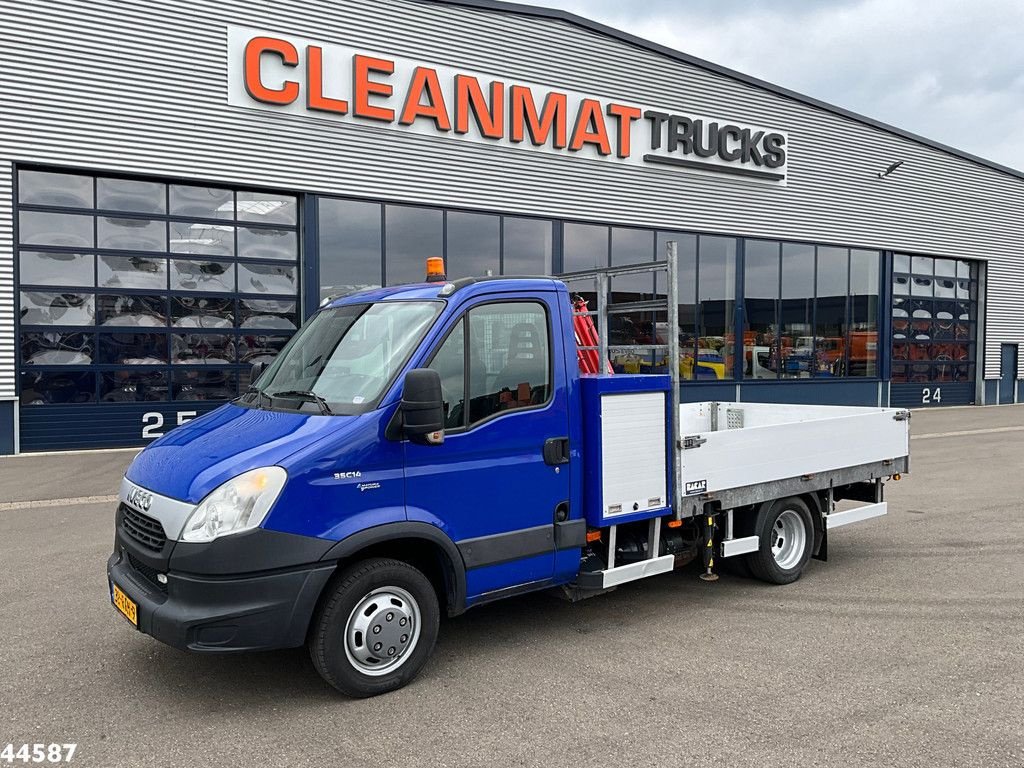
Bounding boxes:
270 389 334 415
237 384 271 409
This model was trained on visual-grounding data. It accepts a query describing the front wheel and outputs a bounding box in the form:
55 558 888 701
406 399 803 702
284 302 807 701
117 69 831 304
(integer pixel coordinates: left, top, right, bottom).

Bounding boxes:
746 497 814 585
309 558 440 697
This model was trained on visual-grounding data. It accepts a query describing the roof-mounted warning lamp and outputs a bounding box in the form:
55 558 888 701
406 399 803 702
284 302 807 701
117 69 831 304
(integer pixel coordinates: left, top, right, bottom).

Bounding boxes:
425 257 446 283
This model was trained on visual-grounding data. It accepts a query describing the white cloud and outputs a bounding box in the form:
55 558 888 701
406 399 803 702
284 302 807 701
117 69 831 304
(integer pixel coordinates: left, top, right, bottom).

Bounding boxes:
533 0 1024 171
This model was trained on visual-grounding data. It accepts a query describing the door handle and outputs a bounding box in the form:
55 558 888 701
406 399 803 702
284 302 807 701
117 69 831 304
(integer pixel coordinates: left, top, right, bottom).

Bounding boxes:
543 437 570 465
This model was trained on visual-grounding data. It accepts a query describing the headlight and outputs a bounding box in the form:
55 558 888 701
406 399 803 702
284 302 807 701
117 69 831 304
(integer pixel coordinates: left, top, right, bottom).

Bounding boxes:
180 466 287 543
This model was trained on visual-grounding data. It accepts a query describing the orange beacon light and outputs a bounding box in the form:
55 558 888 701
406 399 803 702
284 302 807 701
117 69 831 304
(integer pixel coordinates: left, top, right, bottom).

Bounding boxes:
425 257 446 282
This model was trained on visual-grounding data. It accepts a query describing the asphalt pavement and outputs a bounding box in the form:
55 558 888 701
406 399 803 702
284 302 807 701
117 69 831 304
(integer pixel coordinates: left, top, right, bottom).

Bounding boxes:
1 405 1022 768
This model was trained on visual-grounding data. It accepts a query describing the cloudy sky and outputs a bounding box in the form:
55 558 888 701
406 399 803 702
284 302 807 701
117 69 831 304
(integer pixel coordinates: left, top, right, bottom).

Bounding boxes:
528 0 1024 172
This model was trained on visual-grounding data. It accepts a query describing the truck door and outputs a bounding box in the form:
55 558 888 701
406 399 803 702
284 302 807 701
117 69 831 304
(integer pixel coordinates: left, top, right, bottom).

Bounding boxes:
403 294 571 600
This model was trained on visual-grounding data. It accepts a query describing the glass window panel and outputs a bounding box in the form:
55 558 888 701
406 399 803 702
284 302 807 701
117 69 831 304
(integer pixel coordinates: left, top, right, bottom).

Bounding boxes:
97 178 166 214
385 205 443 285
237 262 295 295
237 333 292 365
97 216 166 251
173 369 238 401
237 226 297 261
170 185 233 219
911 256 933 276
101 370 169 402
655 232 698 378
97 295 168 327
934 275 956 298
911 275 933 297
780 242 814 379
849 250 880 377
238 298 297 330
19 211 94 248
956 279 973 300
467 302 550 424
893 253 910 273
172 259 235 292
318 198 383 299
20 370 96 405
813 247 848 378
19 251 94 287
698 236 735 379
236 191 297 225
956 260 973 279
428 320 467 429
170 221 235 257
562 222 608 273
170 296 235 328
611 227 654 299
19 170 94 208
21 331 93 366
20 292 95 326
98 333 168 365
171 333 236 365
97 254 167 291
743 240 780 379
934 258 956 278
502 217 552 276
893 274 910 296
447 211 499 279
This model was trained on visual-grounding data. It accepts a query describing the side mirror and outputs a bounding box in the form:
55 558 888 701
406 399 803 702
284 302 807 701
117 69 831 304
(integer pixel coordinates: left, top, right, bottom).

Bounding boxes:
402 368 445 445
250 360 268 385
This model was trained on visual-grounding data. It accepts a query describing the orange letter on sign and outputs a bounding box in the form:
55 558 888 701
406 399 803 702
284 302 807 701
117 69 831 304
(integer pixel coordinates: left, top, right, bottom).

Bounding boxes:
606 103 642 158
306 45 348 114
509 86 567 148
244 36 299 105
400 67 452 130
570 99 612 156
353 54 395 122
454 75 504 138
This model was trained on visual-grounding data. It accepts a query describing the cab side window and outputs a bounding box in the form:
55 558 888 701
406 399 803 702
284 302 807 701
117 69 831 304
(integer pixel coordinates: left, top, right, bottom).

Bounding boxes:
427 301 551 430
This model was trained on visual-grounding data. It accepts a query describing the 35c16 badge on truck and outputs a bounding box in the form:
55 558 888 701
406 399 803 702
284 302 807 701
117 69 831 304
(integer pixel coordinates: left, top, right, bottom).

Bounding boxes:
107 249 909 698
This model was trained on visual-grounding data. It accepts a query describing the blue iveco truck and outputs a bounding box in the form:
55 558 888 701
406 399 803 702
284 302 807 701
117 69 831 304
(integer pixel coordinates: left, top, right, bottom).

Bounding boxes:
108 251 910 697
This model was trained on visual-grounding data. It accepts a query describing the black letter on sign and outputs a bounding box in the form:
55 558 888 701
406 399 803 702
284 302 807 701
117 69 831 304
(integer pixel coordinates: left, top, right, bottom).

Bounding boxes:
764 133 787 169
740 129 765 165
718 124 743 162
668 115 694 153
692 120 718 158
644 110 669 150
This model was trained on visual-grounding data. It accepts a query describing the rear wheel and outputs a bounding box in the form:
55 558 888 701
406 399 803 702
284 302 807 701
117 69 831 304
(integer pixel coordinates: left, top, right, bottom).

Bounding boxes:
747 497 814 585
309 557 440 697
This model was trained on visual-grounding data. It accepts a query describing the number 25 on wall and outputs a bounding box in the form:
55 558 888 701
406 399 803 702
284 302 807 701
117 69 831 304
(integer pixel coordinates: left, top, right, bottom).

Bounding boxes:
921 387 942 404
142 411 197 439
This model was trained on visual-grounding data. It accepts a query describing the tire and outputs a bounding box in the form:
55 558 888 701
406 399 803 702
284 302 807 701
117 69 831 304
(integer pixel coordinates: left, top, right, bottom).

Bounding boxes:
746 497 814 585
309 558 440 698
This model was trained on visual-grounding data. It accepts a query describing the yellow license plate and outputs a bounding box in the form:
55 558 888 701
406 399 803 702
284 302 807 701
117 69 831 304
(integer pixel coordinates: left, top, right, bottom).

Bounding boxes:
111 583 138 627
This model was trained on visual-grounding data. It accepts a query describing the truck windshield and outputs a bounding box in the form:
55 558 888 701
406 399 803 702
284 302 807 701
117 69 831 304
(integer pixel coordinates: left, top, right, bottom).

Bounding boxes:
246 301 442 413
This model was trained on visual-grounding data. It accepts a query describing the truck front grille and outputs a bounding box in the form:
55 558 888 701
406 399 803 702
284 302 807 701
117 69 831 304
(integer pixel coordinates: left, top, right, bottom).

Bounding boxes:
120 503 167 553
126 551 168 593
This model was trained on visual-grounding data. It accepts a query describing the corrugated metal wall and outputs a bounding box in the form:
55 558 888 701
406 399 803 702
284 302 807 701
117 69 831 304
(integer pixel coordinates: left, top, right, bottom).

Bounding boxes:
0 0 1021 385
0 161 13 400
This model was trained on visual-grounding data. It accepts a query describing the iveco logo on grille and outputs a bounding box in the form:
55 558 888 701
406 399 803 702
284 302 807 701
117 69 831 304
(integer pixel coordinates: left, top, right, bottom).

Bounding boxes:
125 486 153 512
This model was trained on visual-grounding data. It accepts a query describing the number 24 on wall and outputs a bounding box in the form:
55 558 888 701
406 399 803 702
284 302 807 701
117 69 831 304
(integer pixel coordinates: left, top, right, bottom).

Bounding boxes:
921 387 942 404
142 411 197 439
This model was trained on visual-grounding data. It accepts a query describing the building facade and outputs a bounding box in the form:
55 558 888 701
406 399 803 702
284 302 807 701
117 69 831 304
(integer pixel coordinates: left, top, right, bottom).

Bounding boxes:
0 0 1021 453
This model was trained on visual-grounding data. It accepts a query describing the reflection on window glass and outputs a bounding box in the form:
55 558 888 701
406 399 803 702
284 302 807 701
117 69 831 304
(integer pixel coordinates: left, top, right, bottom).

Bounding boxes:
610 227 654 299
428 321 466 429
849 250 880 377
911 256 933 275
173 369 238 401
237 226 297 261
97 179 166 214
19 251 94 287
237 262 295 294
238 299 297 329
894 253 910 273
172 259 235 292
318 198 382 299
236 191 297 225
447 212 499 279
743 240 780 379
101 370 169 402
170 221 235 257
20 371 95 405
911 275 933 297
654 232 698 379
97 216 166 251
697 236 735 380
170 185 233 219
20 292 95 326
98 255 167 290
19 170 94 208
97 295 168 327
171 333 236 364
468 302 550 424
21 331 93 365
503 217 551 276
385 205 443 285
780 242 814 379
171 296 235 328
813 247 848 378
19 211 94 248
238 333 294 366
563 222 608 273
99 333 168 365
